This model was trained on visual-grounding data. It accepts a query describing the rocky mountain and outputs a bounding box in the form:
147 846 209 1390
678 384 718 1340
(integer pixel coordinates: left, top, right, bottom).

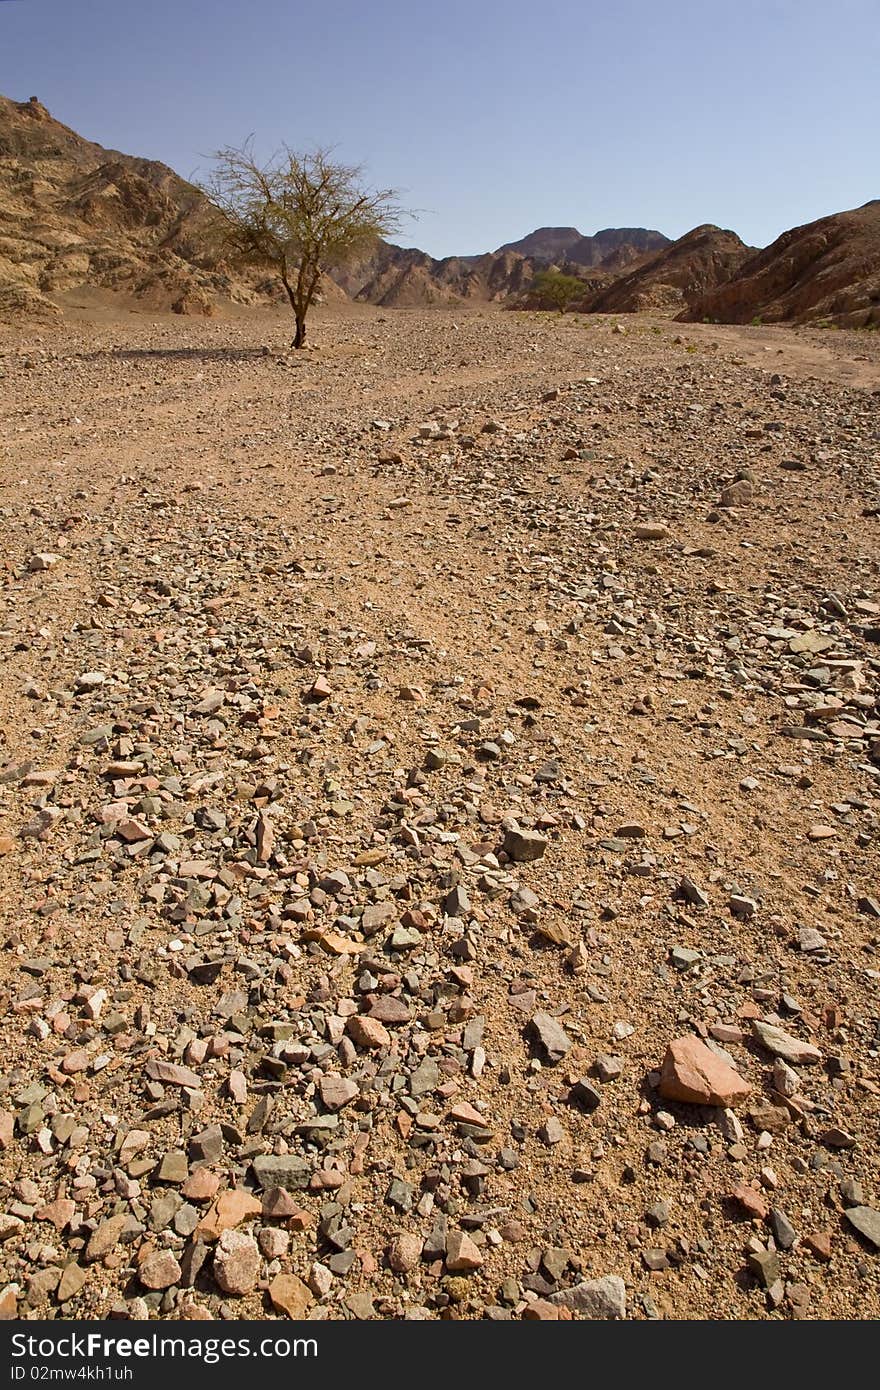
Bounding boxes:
3 92 877 326
497 224 669 269
577 224 753 313
496 226 583 261
332 244 536 306
680 200 880 327
566 226 670 268
340 226 673 308
0 93 270 317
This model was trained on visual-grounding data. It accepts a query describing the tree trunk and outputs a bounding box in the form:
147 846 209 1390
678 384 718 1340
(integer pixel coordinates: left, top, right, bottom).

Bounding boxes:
293 313 306 348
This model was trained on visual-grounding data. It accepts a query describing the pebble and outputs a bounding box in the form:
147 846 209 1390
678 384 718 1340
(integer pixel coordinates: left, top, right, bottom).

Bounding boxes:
529 1012 573 1063
549 1275 626 1319
659 1036 751 1106
212 1230 261 1296
268 1273 314 1319
845 1207 880 1251
139 1250 182 1291
750 1021 822 1065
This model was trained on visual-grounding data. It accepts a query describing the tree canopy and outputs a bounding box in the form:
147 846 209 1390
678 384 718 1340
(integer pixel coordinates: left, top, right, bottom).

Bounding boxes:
203 141 405 346
530 269 586 314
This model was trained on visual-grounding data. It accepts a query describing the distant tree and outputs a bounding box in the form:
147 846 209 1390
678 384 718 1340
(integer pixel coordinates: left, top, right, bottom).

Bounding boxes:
531 269 585 314
202 141 405 347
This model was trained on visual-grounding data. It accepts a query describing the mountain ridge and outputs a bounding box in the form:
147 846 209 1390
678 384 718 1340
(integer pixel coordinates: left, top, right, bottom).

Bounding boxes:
2 93 877 325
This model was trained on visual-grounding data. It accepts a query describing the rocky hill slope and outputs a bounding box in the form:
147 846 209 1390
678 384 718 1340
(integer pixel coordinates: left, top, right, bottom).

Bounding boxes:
0 93 268 317
332 244 537 306
680 200 880 327
498 225 669 268
578 225 753 313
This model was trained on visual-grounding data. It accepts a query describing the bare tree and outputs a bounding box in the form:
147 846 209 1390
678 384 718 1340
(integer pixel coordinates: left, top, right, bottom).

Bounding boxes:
202 141 405 347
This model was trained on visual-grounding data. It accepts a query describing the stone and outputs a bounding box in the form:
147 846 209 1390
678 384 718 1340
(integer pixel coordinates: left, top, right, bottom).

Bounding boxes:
529 1012 572 1063
145 1059 203 1089
181 1169 220 1202
367 996 411 1024
720 479 754 507
85 1213 128 1262
213 1229 260 1296
196 1189 261 1242
539 1117 566 1146
138 1250 181 1290
804 1232 833 1262
158 1151 189 1183
387 1233 423 1272
549 1275 626 1319
268 1273 314 1318
730 1185 769 1221
503 826 548 862
748 1249 779 1289
770 1208 797 1250
445 1230 483 1272
0 1215 24 1242
659 1036 750 1106
346 1016 391 1049
750 1021 822 1065
845 1207 880 1251
319 1075 359 1110
251 1155 311 1191
56 1263 88 1303
258 1227 289 1259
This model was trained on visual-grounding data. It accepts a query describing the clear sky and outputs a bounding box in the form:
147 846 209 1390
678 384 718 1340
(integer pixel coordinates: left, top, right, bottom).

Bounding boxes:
1 0 877 256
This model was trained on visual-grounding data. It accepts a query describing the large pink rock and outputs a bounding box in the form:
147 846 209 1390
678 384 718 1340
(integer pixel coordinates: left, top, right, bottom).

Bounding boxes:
659 1036 750 1107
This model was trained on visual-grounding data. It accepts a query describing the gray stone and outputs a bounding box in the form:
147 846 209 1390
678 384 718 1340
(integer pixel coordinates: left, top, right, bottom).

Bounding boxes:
770 1208 797 1250
251 1155 311 1190
529 1012 572 1063
845 1206 880 1251
549 1275 626 1319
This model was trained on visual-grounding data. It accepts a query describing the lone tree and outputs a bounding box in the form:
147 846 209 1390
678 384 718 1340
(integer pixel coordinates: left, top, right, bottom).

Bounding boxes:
530 269 585 314
203 141 404 347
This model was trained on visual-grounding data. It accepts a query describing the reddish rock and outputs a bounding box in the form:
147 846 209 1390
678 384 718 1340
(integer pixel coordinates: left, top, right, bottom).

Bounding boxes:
261 1187 305 1220
181 1169 220 1202
386 1233 423 1272
367 996 411 1024
346 1016 391 1049
269 1272 313 1318
145 1058 202 1089
306 675 331 702
445 1230 483 1272
35 1198 75 1231
730 1184 770 1221
85 1213 128 1262
318 1075 359 1110
196 1189 261 1242
523 1298 559 1320
213 1229 260 1295
448 1101 486 1128
0 1285 19 1319
60 1049 90 1075
804 1231 833 1261
659 1036 750 1106
138 1250 181 1290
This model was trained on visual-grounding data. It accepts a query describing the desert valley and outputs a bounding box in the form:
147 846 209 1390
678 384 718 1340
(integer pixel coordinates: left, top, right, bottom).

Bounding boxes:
0 91 879 1325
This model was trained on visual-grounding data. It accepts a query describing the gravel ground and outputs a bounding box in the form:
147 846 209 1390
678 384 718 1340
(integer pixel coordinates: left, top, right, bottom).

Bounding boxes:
1 304 879 1322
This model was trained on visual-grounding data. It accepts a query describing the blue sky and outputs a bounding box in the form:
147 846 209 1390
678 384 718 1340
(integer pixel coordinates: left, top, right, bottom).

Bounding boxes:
1 0 877 256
